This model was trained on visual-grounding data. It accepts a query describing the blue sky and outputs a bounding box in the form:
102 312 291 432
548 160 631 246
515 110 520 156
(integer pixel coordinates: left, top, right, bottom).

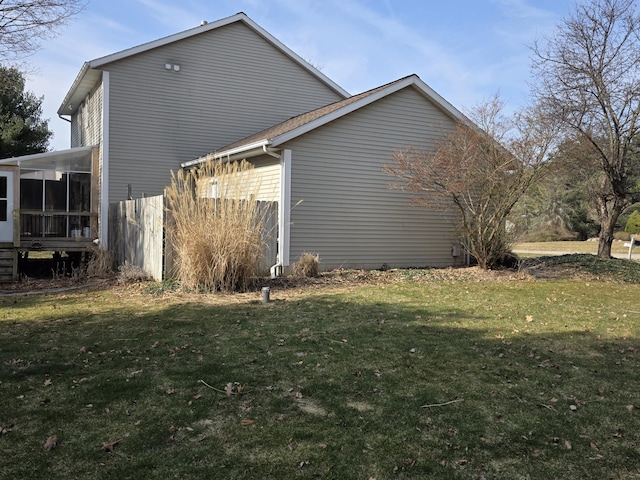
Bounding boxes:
24 0 574 151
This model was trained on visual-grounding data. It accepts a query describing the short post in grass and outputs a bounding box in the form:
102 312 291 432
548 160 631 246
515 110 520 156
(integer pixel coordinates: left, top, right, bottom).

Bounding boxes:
262 286 270 303
625 235 640 260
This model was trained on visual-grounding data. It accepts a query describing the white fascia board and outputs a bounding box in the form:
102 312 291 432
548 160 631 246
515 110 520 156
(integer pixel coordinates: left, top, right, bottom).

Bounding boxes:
0 146 95 165
88 13 247 68
57 62 90 115
181 140 270 168
67 12 348 110
270 75 468 147
239 16 350 99
271 76 419 147
88 13 349 98
411 76 468 123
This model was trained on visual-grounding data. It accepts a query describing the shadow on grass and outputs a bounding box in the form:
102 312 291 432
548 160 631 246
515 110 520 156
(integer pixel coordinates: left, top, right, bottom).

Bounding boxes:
0 288 638 479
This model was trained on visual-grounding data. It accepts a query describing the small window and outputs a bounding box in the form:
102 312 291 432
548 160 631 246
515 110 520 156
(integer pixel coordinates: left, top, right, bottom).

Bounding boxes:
0 176 6 198
0 200 6 221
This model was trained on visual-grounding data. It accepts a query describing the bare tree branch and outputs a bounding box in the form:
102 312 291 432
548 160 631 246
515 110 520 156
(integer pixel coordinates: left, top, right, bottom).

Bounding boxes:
0 0 86 62
532 0 640 258
385 97 555 269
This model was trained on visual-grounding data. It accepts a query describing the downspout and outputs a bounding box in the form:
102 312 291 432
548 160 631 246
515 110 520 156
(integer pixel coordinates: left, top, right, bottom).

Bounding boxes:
263 146 283 278
263 146 292 279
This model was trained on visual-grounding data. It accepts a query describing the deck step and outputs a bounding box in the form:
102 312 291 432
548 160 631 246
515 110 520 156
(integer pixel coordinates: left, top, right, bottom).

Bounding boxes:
0 248 17 282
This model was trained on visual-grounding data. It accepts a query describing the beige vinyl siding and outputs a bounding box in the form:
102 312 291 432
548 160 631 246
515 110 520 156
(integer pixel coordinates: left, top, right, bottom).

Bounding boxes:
103 21 343 202
286 86 460 270
70 83 103 148
249 156 280 202
201 156 279 201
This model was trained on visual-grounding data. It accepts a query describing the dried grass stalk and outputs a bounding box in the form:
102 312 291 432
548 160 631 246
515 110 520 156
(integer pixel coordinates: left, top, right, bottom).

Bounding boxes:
292 252 320 277
165 158 265 292
85 246 114 278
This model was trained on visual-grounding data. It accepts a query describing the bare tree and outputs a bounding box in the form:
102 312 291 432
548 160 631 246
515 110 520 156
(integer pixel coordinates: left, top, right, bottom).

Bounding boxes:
531 0 640 258
0 0 86 62
385 97 555 269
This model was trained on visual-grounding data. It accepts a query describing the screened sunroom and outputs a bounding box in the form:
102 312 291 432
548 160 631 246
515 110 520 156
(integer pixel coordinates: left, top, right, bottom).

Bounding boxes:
0 146 99 251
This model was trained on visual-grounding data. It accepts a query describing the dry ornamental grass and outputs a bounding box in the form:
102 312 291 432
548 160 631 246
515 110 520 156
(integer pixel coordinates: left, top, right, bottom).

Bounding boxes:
165 158 266 292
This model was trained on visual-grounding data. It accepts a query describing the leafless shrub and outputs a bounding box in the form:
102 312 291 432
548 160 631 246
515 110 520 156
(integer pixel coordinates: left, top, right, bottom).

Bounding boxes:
117 261 151 285
85 247 114 278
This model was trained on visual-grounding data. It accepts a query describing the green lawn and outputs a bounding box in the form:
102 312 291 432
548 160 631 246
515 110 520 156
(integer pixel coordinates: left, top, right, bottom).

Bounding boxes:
1 266 639 479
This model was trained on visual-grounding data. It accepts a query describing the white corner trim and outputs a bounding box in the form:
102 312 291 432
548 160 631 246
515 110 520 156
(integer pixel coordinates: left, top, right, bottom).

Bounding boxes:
280 149 292 266
99 71 110 249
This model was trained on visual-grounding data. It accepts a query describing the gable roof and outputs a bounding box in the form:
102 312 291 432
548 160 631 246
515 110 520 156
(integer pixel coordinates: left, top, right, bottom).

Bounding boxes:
182 74 468 167
58 12 349 116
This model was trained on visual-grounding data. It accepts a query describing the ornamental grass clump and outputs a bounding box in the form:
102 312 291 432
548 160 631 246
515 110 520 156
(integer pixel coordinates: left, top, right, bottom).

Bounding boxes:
165 158 265 292
292 252 320 277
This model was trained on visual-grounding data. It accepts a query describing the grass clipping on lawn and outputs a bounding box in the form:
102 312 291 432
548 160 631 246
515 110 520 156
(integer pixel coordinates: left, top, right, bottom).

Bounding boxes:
166 158 266 292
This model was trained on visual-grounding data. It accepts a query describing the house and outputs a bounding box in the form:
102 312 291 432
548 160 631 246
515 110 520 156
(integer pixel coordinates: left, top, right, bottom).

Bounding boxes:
0 12 348 280
184 75 466 272
0 12 468 281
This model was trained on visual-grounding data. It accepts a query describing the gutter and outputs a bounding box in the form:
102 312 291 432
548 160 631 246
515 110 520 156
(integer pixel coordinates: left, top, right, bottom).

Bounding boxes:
181 140 269 168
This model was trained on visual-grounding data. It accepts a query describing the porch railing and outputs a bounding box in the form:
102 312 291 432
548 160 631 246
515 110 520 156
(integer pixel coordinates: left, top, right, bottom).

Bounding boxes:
19 211 98 239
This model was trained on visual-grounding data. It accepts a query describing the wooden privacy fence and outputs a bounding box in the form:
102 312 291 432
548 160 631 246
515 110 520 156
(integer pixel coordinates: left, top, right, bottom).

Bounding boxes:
108 195 278 281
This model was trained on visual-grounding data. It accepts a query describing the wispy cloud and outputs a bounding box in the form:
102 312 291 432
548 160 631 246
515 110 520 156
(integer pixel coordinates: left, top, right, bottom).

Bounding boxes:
135 0 208 30
23 0 574 151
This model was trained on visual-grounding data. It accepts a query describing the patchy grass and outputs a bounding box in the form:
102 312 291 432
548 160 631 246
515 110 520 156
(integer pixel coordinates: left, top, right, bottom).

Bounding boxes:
514 240 631 255
0 266 639 479
522 254 640 283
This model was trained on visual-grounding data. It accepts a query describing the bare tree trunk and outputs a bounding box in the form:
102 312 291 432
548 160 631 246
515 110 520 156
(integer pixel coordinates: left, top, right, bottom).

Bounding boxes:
597 226 614 258
595 195 625 259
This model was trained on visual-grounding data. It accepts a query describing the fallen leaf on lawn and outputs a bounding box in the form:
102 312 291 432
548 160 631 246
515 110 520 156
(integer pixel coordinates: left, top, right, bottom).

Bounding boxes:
166 388 175 395
626 404 635 412
193 393 202 400
590 441 599 450
44 435 57 451
564 440 572 450
354 370 362 377
241 419 255 427
101 438 123 453
318 443 327 450
526 315 534 322
43 378 52 387
225 382 244 396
